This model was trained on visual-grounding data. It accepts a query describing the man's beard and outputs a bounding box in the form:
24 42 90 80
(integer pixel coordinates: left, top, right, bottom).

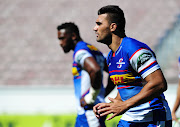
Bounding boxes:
97 34 112 46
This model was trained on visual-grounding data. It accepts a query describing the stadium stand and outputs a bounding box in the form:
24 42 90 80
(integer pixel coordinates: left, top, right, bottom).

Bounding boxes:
156 14 180 83
0 0 180 85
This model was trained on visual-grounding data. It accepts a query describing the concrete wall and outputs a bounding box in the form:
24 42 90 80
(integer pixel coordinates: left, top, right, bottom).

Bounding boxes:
0 84 179 117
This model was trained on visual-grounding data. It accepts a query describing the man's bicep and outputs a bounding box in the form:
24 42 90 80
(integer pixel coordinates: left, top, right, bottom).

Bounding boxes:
144 69 163 81
74 50 100 74
84 57 102 89
83 57 101 73
144 69 167 92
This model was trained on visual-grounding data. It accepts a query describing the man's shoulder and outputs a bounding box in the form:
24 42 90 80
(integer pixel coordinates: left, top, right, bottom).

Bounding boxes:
76 41 87 49
124 37 145 46
74 41 88 54
123 37 151 53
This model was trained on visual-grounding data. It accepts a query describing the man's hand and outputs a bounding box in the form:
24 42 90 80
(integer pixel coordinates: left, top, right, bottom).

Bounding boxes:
80 97 87 107
172 112 178 122
93 97 128 120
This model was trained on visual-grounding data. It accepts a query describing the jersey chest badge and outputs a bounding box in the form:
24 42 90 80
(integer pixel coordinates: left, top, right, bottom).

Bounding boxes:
116 57 125 68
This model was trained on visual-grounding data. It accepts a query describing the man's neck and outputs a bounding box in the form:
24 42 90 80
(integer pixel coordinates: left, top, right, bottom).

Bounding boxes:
109 36 123 53
72 39 83 51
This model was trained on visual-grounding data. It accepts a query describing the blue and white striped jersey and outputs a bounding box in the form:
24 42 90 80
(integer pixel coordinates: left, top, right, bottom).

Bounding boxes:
107 37 171 122
72 41 105 115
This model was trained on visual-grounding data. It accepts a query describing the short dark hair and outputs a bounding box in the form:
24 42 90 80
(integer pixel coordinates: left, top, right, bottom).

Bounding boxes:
57 22 80 37
98 5 126 36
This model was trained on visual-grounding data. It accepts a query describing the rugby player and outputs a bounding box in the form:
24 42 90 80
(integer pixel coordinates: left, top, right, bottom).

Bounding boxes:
171 56 180 122
93 5 172 127
57 22 114 127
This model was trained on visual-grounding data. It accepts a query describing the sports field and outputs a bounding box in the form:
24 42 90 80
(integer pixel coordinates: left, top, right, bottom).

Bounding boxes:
0 114 121 127
0 85 179 127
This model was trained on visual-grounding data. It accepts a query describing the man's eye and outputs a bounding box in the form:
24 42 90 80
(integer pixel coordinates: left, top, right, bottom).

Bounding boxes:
96 22 101 25
59 37 65 40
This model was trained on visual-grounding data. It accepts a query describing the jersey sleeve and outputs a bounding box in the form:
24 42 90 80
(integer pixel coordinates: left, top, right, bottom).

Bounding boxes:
129 47 160 79
74 49 92 67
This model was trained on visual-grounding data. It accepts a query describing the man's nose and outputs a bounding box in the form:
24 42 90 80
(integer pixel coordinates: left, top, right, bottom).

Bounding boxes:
93 25 97 31
59 40 63 46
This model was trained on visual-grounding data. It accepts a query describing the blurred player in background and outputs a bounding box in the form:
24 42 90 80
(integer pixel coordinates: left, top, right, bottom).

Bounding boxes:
57 22 114 127
93 5 172 127
172 56 180 122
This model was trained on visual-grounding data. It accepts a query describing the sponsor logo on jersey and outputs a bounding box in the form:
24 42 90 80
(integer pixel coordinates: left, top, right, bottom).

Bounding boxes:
72 67 79 76
137 53 152 69
87 45 98 51
110 73 135 85
116 58 125 68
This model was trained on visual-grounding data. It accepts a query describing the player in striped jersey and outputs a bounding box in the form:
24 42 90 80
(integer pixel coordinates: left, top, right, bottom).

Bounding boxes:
171 56 180 122
57 22 114 127
93 5 172 127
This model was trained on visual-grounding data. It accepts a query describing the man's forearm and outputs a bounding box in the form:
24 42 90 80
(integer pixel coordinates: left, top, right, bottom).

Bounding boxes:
123 70 167 110
90 69 102 89
172 80 180 113
124 81 166 110
105 76 115 97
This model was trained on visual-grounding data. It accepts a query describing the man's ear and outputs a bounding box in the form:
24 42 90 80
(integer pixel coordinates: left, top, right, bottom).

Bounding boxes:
72 32 77 41
110 23 117 32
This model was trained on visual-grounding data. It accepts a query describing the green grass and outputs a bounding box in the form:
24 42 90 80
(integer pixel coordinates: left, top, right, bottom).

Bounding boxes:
0 114 121 127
